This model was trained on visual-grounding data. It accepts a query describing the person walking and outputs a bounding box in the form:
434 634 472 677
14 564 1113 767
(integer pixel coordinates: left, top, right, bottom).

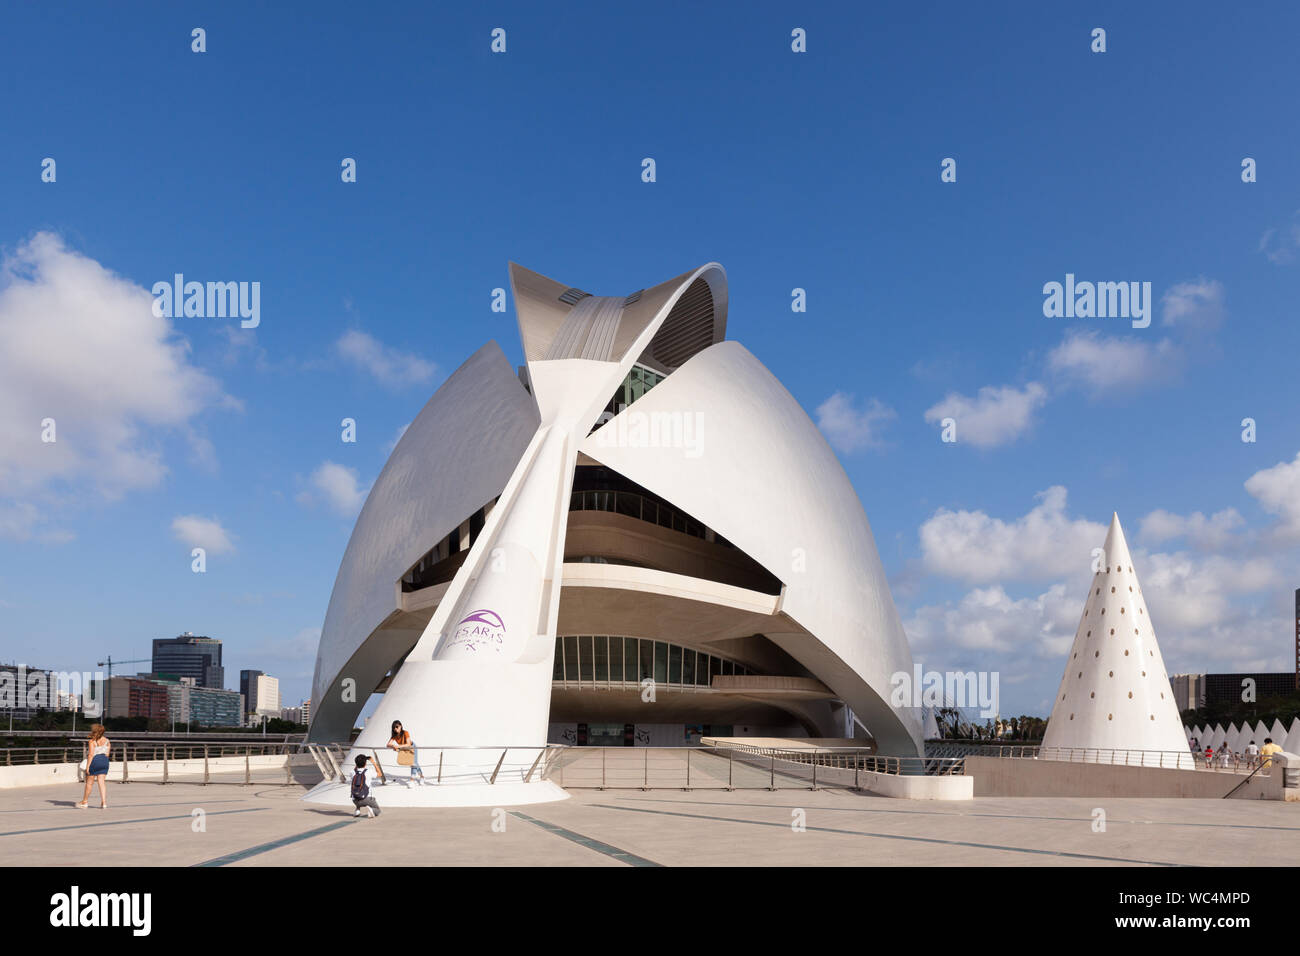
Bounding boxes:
76 724 111 809
1244 739 1259 770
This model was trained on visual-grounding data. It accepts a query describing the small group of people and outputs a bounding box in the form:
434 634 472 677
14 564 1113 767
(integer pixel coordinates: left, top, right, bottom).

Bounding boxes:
1193 736 1285 771
349 719 425 819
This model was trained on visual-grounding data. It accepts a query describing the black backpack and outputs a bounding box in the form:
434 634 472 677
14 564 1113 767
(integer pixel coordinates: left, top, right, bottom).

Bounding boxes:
350 767 369 801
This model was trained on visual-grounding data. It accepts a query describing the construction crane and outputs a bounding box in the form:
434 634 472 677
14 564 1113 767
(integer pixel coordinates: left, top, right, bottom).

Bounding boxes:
96 656 151 678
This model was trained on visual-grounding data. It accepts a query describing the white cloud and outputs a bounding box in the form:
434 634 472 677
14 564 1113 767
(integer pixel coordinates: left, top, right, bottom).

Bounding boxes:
1139 508 1245 551
1138 550 1283 637
922 383 1047 449
1047 330 1179 391
171 514 236 554
905 583 1077 655
919 486 1106 584
816 392 895 453
0 233 229 538
336 330 436 388
298 461 369 516
1258 212 1300 265
1244 451 1300 542
1160 277 1226 330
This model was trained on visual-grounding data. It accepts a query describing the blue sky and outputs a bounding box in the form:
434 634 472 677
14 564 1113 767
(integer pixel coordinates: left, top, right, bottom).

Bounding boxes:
1 2 1297 717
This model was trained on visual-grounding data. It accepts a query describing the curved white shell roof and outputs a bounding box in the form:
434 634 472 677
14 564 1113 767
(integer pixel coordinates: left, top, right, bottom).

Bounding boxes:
308 261 922 755
581 339 922 754
310 341 540 740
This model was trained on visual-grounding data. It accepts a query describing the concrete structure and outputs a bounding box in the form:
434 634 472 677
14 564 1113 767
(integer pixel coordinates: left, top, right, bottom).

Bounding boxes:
306 262 922 807
1286 717 1300 754
964 754 1291 799
1042 514 1191 766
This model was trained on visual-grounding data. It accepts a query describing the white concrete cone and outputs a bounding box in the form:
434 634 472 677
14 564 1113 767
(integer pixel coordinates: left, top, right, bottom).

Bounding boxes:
1041 513 1192 767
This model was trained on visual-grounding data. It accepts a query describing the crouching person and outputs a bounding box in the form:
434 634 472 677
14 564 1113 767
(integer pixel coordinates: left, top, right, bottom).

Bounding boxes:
350 754 385 818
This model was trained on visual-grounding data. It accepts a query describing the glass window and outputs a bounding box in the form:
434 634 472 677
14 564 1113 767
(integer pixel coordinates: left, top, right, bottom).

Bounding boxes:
709 655 722 682
654 642 668 684
623 638 638 682
639 640 654 681
668 644 682 685
553 637 564 680
563 636 578 682
723 660 734 676
682 649 696 686
608 637 622 682
579 636 594 682
592 636 608 682
616 492 639 520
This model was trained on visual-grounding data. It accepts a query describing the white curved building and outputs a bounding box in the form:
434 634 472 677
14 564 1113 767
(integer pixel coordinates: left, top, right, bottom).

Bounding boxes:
305 262 922 805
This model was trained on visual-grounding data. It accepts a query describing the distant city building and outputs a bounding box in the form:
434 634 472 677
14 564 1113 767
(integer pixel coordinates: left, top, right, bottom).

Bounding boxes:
151 633 224 689
148 677 241 727
0 665 58 720
302 698 311 724
1202 672 1296 709
252 675 280 716
239 670 263 715
1169 673 1205 711
105 676 170 720
280 706 304 723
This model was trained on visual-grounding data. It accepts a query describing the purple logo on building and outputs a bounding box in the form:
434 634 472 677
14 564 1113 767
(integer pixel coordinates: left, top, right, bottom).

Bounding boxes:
445 609 506 653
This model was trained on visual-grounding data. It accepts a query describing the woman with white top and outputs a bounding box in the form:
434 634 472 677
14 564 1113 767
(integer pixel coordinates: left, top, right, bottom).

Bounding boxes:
77 724 110 809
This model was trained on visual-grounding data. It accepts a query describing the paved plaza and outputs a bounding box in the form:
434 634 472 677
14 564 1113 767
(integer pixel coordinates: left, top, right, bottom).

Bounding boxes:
0 777 1295 867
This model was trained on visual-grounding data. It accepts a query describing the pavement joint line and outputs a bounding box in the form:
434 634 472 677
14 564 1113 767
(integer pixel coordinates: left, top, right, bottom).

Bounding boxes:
590 803 1189 866
0 806 268 838
1 798 248 814
509 810 662 867
617 796 1300 832
193 819 357 867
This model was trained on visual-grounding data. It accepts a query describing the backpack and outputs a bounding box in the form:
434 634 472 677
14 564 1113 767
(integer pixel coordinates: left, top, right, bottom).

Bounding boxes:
350 767 370 801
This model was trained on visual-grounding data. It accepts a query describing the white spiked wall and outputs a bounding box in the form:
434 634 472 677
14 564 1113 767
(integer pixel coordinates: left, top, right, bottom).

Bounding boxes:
1042 514 1192 765
1286 718 1300 754
1269 718 1288 744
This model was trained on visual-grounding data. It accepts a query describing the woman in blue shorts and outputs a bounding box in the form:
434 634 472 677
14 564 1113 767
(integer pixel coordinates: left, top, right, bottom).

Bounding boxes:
77 724 111 809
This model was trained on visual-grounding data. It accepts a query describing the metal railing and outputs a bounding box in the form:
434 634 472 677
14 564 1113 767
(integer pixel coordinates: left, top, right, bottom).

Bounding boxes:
313 744 569 787
547 744 964 791
1 741 322 786
710 741 964 776
977 745 1267 773
570 489 709 540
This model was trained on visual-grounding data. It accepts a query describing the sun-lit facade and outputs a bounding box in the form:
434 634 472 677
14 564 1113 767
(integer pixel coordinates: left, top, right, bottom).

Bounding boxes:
305 261 923 805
